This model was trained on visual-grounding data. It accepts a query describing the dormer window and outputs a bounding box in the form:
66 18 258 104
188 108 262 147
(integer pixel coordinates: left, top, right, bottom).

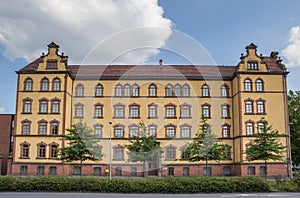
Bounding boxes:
247 61 258 70
47 60 58 69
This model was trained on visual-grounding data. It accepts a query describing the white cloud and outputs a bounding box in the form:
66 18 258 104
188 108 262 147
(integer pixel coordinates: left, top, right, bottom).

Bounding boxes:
0 106 4 113
282 26 300 68
0 0 172 64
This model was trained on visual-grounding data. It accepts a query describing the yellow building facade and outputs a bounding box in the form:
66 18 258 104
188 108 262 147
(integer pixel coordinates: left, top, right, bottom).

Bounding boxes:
10 42 290 177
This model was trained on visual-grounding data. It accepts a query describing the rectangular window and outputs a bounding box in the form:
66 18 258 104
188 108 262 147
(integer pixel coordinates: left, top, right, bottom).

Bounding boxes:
95 106 103 118
74 166 82 175
52 101 59 113
166 106 175 118
247 62 258 70
183 167 189 176
94 167 102 176
149 105 157 118
168 167 175 176
259 166 267 175
248 166 256 175
20 166 28 175
49 166 57 175
204 167 211 176
21 145 29 158
223 166 231 176
75 105 83 117
129 106 139 118
24 101 31 113
39 146 46 158
115 106 124 118
37 166 45 175
149 126 157 137
47 61 58 69
131 167 137 176
180 106 191 118
115 167 122 176
51 123 58 135
39 123 47 135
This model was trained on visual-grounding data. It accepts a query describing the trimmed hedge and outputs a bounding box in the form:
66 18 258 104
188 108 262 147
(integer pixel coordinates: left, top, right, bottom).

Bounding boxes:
0 176 270 193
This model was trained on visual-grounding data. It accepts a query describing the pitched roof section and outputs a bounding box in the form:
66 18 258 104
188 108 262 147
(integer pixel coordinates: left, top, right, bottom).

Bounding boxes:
262 57 286 72
68 65 236 80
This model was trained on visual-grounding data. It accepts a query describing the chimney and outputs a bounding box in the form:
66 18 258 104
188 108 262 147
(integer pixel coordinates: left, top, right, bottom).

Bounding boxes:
159 59 163 65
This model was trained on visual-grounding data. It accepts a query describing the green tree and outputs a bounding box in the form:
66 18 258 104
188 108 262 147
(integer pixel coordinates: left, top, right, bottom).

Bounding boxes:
125 121 161 177
184 116 227 175
245 118 286 180
288 90 300 165
57 120 102 176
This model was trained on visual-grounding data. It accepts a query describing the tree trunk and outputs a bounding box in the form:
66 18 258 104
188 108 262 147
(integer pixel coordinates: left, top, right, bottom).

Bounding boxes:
143 160 149 177
264 159 267 181
205 157 208 176
80 159 83 177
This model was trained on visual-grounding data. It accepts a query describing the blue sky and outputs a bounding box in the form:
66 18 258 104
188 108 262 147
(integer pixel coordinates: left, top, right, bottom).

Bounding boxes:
0 0 300 114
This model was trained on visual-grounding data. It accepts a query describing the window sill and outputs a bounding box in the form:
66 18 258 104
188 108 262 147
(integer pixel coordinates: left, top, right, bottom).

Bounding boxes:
179 117 192 119
148 117 158 119
94 116 104 119
112 159 125 161
164 117 177 119
50 112 60 114
19 157 30 159
21 112 32 114
38 112 49 114
256 113 266 115
244 113 255 115
113 117 125 119
128 117 141 119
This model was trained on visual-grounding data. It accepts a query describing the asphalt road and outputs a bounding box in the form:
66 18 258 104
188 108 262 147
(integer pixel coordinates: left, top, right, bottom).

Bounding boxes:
1 192 300 198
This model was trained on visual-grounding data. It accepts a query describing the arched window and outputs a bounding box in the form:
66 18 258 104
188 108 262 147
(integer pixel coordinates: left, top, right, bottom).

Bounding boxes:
37 142 47 158
21 120 31 135
75 84 84 96
115 84 123 96
165 124 176 138
94 103 103 118
202 104 211 118
148 124 157 137
95 83 103 97
165 84 173 97
180 124 191 138
75 103 84 118
114 103 125 118
50 120 59 135
132 84 139 97
149 83 157 97
22 98 32 113
113 145 124 160
255 79 264 92
148 103 157 118
221 104 230 118
257 99 266 114
180 104 191 118
124 84 131 97
165 103 176 118
38 120 48 135
114 125 124 138
41 78 49 91
129 124 139 138
201 84 210 97
182 84 190 97
174 84 181 97
129 104 140 118
246 121 254 135
244 79 252 92
257 122 265 134
51 99 60 113
245 99 254 114
52 78 61 91
221 84 229 97
20 141 31 158
94 124 103 137
39 99 48 113
222 124 230 138
24 78 33 91
49 142 59 158
165 145 176 160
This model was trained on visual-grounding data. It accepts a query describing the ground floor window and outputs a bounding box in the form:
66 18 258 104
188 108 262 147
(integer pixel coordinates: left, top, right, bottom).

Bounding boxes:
74 166 82 175
223 166 231 176
20 166 28 175
49 166 57 175
168 167 174 176
259 166 267 175
131 167 137 176
37 166 45 175
204 167 211 176
248 166 256 175
94 167 102 176
116 167 122 176
183 167 189 176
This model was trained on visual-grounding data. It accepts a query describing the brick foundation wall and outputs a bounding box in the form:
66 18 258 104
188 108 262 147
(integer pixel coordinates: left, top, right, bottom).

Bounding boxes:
10 162 288 177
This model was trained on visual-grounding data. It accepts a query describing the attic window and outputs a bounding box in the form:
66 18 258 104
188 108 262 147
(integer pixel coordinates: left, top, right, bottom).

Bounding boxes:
247 62 258 70
47 60 58 69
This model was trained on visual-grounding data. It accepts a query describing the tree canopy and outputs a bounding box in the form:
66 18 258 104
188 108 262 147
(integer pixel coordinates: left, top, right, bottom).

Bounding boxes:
288 90 300 165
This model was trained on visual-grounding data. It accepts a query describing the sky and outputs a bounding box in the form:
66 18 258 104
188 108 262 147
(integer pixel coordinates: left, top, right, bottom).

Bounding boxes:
0 0 300 114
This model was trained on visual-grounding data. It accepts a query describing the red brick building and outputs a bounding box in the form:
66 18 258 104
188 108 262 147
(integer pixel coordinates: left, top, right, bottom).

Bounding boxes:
0 114 14 175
